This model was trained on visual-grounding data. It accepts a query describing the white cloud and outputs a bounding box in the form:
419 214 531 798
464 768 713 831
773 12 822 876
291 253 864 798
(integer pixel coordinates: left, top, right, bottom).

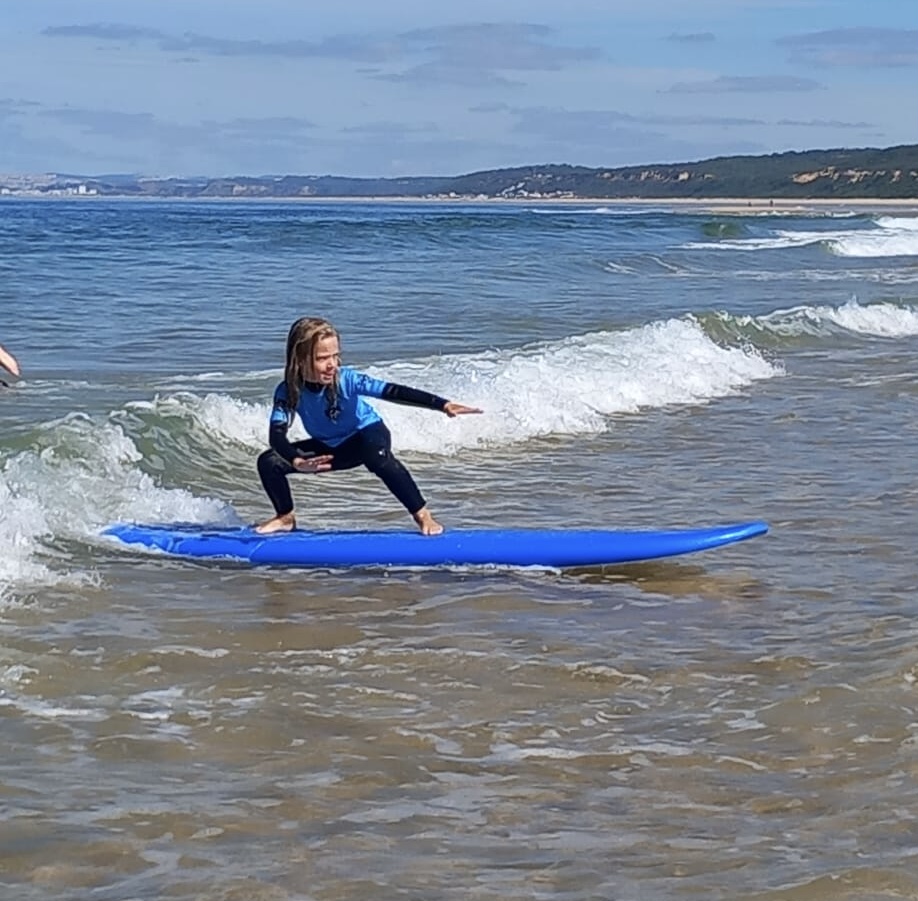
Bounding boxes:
667 75 823 93
777 27 918 68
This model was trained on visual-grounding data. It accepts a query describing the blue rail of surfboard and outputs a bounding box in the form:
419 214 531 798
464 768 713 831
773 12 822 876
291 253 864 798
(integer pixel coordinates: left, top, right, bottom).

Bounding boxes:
103 520 768 568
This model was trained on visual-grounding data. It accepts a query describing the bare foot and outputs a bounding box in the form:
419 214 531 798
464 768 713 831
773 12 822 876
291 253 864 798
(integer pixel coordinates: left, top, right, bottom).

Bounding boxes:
413 507 444 536
254 513 297 534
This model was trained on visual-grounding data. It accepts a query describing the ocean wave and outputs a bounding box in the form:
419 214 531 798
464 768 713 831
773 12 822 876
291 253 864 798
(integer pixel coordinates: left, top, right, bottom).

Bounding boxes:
683 215 918 258
698 299 918 345
0 320 780 593
0 416 237 596
101 320 782 458
4 296 906 597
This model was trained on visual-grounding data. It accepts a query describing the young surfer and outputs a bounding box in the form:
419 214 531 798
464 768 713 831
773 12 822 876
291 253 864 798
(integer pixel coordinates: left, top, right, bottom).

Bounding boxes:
255 317 482 536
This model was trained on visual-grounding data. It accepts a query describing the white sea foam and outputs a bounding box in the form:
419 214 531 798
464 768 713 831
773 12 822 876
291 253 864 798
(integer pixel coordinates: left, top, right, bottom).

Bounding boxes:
830 226 918 258
754 300 918 338
532 205 667 216
375 319 780 453
875 216 918 232
0 692 108 722
685 216 918 258
817 300 918 335
126 391 270 449
683 231 825 252
0 415 238 595
167 318 781 456
151 645 230 659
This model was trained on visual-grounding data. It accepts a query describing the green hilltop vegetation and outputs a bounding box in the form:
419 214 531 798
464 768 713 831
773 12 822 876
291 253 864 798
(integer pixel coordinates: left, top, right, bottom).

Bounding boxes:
17 144 918 200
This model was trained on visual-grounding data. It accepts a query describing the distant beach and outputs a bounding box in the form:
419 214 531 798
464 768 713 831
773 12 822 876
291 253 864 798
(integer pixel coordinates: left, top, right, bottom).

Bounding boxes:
3 191 916 216
260 194 918 215
632 196 918 215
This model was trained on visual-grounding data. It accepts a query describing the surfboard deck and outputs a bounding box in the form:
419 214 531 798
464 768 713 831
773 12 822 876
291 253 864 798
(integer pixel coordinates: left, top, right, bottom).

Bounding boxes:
103 520 768 568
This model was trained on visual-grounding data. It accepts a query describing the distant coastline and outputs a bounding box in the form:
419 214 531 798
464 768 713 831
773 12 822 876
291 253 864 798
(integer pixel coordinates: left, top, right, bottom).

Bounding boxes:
2 143 917 206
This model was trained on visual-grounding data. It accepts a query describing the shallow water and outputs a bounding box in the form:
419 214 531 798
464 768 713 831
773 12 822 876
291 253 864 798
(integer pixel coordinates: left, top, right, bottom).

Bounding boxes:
2 199 918 899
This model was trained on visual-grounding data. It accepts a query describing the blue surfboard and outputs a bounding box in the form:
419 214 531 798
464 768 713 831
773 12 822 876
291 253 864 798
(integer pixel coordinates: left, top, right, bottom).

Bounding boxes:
103 520 768 568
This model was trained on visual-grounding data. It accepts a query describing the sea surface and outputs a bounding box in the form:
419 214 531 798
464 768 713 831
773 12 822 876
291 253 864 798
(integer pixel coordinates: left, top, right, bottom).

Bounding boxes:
2 198 918 900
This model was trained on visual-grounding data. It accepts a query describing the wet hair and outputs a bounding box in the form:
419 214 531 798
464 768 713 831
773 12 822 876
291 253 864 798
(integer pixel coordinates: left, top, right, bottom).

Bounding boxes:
283 317 340 414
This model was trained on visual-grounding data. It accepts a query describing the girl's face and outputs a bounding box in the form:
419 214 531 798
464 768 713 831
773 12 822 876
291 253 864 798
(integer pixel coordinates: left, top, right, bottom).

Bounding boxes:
310 334 341 384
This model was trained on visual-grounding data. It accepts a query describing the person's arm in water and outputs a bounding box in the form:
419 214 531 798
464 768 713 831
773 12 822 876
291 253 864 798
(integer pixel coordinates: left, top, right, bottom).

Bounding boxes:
0 344 20 379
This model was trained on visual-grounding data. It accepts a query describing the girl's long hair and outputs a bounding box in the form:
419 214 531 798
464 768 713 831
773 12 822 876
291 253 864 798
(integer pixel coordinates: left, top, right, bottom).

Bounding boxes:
283 317 339 413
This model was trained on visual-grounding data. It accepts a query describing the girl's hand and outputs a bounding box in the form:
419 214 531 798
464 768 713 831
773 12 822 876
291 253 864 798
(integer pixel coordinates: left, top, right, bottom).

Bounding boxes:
443 402 483 418
292 454 334 473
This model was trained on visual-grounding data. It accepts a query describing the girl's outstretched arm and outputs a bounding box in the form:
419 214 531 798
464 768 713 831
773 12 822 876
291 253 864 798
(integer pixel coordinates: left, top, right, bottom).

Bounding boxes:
379 382 481 416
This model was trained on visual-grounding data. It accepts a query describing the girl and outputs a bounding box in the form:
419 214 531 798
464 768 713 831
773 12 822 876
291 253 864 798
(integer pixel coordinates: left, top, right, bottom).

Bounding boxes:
255 317 482 535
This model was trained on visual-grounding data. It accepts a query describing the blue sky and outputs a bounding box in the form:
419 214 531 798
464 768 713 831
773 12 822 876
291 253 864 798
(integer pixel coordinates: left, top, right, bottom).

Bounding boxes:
1 0 915 178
